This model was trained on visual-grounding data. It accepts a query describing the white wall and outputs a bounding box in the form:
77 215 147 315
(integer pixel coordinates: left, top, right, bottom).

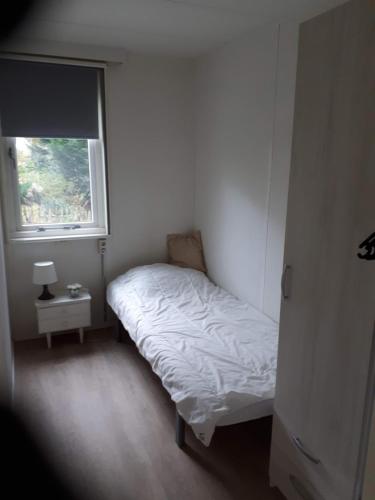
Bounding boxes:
194 23 298 321
105 55 195 280
5 52 195 340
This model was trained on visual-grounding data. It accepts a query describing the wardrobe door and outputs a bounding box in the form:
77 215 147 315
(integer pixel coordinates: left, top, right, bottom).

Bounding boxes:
270 2 375 500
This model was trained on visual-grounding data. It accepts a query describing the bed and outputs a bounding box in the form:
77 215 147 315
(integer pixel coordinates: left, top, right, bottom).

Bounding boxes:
107 263 278 447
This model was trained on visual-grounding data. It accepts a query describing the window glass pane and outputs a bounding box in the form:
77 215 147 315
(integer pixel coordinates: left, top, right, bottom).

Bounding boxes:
15 138 93 225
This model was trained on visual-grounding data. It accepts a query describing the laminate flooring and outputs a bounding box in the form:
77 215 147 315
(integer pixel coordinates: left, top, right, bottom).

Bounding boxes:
14 329 284 500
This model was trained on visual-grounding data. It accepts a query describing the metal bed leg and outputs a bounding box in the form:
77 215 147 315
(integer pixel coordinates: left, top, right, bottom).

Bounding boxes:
176 410 185 448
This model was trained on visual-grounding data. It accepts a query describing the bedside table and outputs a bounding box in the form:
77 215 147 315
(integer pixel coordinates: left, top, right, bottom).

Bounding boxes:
35 290 91 349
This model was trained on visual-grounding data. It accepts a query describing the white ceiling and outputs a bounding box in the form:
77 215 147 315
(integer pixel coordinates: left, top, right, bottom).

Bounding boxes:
19 0 347 56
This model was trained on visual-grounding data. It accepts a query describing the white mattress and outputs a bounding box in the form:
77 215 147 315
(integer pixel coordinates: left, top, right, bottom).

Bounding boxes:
107 264 279 446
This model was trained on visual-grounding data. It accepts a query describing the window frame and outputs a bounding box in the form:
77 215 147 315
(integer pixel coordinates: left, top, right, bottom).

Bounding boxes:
0 58 109 243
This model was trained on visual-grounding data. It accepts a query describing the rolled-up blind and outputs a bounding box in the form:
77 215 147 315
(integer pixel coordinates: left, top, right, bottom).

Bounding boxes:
0 58 101 138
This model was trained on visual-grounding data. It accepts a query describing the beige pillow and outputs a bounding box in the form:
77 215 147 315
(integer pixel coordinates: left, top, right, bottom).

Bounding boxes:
167 231 207 273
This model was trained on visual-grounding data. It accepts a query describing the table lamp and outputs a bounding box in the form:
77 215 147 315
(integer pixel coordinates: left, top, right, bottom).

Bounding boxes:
33 261 58 300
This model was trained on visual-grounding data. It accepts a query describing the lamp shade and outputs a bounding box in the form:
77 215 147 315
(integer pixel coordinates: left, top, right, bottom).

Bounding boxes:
33 261 58 285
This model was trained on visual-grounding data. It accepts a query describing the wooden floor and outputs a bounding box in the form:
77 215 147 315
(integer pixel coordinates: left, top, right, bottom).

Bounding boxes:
14 329 284 500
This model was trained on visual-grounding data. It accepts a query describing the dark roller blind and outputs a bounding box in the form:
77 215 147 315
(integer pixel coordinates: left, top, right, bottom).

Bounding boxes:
0 58 101 138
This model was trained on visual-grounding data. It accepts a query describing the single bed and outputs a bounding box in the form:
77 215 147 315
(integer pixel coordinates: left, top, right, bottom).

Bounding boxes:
107 263 278 447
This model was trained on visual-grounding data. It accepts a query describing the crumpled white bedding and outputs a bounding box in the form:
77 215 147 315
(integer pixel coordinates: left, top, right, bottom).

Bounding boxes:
107 264 279 446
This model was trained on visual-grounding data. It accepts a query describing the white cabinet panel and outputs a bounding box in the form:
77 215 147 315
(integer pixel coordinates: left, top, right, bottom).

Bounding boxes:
35 291 91 343
38 315 90 334
38 302 89 322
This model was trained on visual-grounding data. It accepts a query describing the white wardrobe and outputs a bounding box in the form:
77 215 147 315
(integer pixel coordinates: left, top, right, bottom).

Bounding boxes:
269 1 375 500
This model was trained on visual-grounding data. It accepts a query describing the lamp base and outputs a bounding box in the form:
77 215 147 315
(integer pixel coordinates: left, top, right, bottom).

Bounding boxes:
38 284 55 301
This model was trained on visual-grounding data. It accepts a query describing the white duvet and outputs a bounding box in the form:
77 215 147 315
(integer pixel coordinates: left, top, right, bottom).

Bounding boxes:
107 264 278 446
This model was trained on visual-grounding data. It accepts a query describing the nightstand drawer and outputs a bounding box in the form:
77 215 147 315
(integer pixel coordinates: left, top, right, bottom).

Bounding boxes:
38 314 90 334
38 302 89 322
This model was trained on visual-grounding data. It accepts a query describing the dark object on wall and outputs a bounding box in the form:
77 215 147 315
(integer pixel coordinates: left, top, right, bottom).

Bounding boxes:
0 1 43 43
358 233 375 260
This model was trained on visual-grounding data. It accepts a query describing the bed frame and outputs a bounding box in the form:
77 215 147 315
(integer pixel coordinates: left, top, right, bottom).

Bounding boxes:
115 318 186 448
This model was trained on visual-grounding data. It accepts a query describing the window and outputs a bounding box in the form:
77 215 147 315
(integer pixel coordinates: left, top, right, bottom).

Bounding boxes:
0 58 108 241
2 136 107 239
15 138 92 226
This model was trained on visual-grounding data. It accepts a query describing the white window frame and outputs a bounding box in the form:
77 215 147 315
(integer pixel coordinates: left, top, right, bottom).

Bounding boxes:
1 136 108 242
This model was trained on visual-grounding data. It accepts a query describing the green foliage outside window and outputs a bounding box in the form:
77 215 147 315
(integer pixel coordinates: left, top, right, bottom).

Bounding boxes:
16 138 92 225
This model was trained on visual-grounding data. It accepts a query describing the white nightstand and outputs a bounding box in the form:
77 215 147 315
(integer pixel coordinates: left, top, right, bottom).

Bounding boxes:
35 290 91 349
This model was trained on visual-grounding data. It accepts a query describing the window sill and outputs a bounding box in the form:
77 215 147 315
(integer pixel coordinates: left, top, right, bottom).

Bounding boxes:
8 231 109 243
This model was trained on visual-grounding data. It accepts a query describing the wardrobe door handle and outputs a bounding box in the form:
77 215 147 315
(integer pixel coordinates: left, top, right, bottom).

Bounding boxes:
289 475 315 500
292 436 321 465
281 265 292 299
